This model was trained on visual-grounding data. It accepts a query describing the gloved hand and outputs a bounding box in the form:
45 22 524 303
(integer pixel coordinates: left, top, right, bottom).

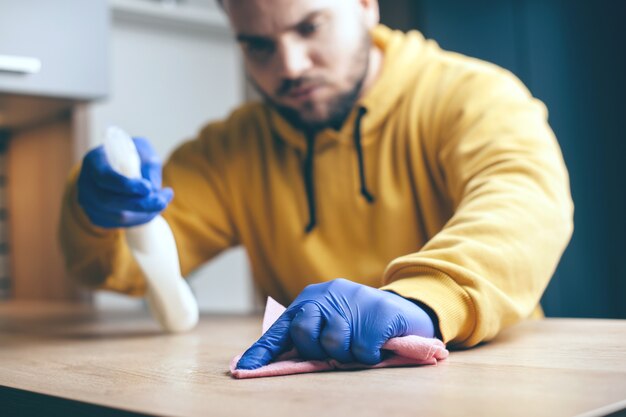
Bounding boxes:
77 137 173 228
236 278 435 370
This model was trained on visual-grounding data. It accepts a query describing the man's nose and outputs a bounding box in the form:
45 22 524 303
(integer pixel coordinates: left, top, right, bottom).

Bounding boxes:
275 38 313 79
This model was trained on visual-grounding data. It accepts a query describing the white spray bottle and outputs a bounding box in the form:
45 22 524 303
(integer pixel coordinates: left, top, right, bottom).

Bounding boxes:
103 126 199 333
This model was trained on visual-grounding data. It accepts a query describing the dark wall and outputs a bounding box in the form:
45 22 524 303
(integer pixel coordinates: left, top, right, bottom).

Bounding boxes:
379 0 626 318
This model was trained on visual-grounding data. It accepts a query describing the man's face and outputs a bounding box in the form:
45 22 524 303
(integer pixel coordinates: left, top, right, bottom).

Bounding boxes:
224 0 379 131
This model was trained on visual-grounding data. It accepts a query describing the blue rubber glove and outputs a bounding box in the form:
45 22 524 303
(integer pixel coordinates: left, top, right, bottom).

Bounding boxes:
77 137 173 228
236 278 435 370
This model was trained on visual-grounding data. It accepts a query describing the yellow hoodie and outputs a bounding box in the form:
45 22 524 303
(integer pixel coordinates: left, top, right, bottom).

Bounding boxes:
59 25 574 347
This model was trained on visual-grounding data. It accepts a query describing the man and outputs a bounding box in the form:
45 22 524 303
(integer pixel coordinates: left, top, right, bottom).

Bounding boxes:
60 0 573 370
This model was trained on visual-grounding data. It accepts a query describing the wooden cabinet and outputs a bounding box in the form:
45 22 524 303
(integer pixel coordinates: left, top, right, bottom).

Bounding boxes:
7 115 82 300
0 1 108 301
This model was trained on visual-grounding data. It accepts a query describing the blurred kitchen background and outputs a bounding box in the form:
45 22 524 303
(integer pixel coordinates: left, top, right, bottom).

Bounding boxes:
0 0 624 319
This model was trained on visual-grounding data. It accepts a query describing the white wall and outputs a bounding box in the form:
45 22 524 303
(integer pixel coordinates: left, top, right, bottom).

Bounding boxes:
89 0 255 313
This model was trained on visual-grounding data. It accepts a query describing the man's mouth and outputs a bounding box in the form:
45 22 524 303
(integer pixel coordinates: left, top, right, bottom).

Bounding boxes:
286 84 321 101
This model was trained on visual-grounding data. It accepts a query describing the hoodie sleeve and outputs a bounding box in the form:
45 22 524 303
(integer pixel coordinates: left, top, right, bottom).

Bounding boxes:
380 64 574 347
58 124 238 296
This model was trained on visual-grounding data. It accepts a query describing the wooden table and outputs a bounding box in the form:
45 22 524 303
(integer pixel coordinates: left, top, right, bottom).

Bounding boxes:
0 302 625 417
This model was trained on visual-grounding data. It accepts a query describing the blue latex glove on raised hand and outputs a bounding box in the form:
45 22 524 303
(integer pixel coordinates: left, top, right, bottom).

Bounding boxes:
236 278 435 370
77 137 173 228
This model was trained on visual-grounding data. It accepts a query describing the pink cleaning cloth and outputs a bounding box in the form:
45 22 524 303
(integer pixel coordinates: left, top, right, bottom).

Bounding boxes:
230 297 449 379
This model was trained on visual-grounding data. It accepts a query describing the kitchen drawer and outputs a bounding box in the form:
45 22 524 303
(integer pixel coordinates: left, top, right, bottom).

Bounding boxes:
0 0 108 100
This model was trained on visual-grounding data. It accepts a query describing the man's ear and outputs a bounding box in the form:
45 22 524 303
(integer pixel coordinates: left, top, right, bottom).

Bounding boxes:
358 0 380 29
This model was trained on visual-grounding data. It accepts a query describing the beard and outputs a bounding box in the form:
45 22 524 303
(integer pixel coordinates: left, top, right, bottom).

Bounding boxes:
251 29 372 133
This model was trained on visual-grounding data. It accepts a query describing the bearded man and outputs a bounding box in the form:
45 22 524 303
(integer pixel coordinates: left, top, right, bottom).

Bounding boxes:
60 0 573 370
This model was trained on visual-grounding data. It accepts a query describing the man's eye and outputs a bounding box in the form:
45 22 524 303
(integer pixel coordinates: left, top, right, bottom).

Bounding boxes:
245 41 275 60
298 21 319 37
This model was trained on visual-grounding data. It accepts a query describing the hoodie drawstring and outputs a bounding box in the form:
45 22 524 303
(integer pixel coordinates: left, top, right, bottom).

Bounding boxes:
303 106 375 234
303 132 317 233
353 107 375 203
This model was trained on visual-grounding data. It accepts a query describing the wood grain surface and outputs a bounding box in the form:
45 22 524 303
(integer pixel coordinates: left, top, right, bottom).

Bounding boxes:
0 302 625 417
